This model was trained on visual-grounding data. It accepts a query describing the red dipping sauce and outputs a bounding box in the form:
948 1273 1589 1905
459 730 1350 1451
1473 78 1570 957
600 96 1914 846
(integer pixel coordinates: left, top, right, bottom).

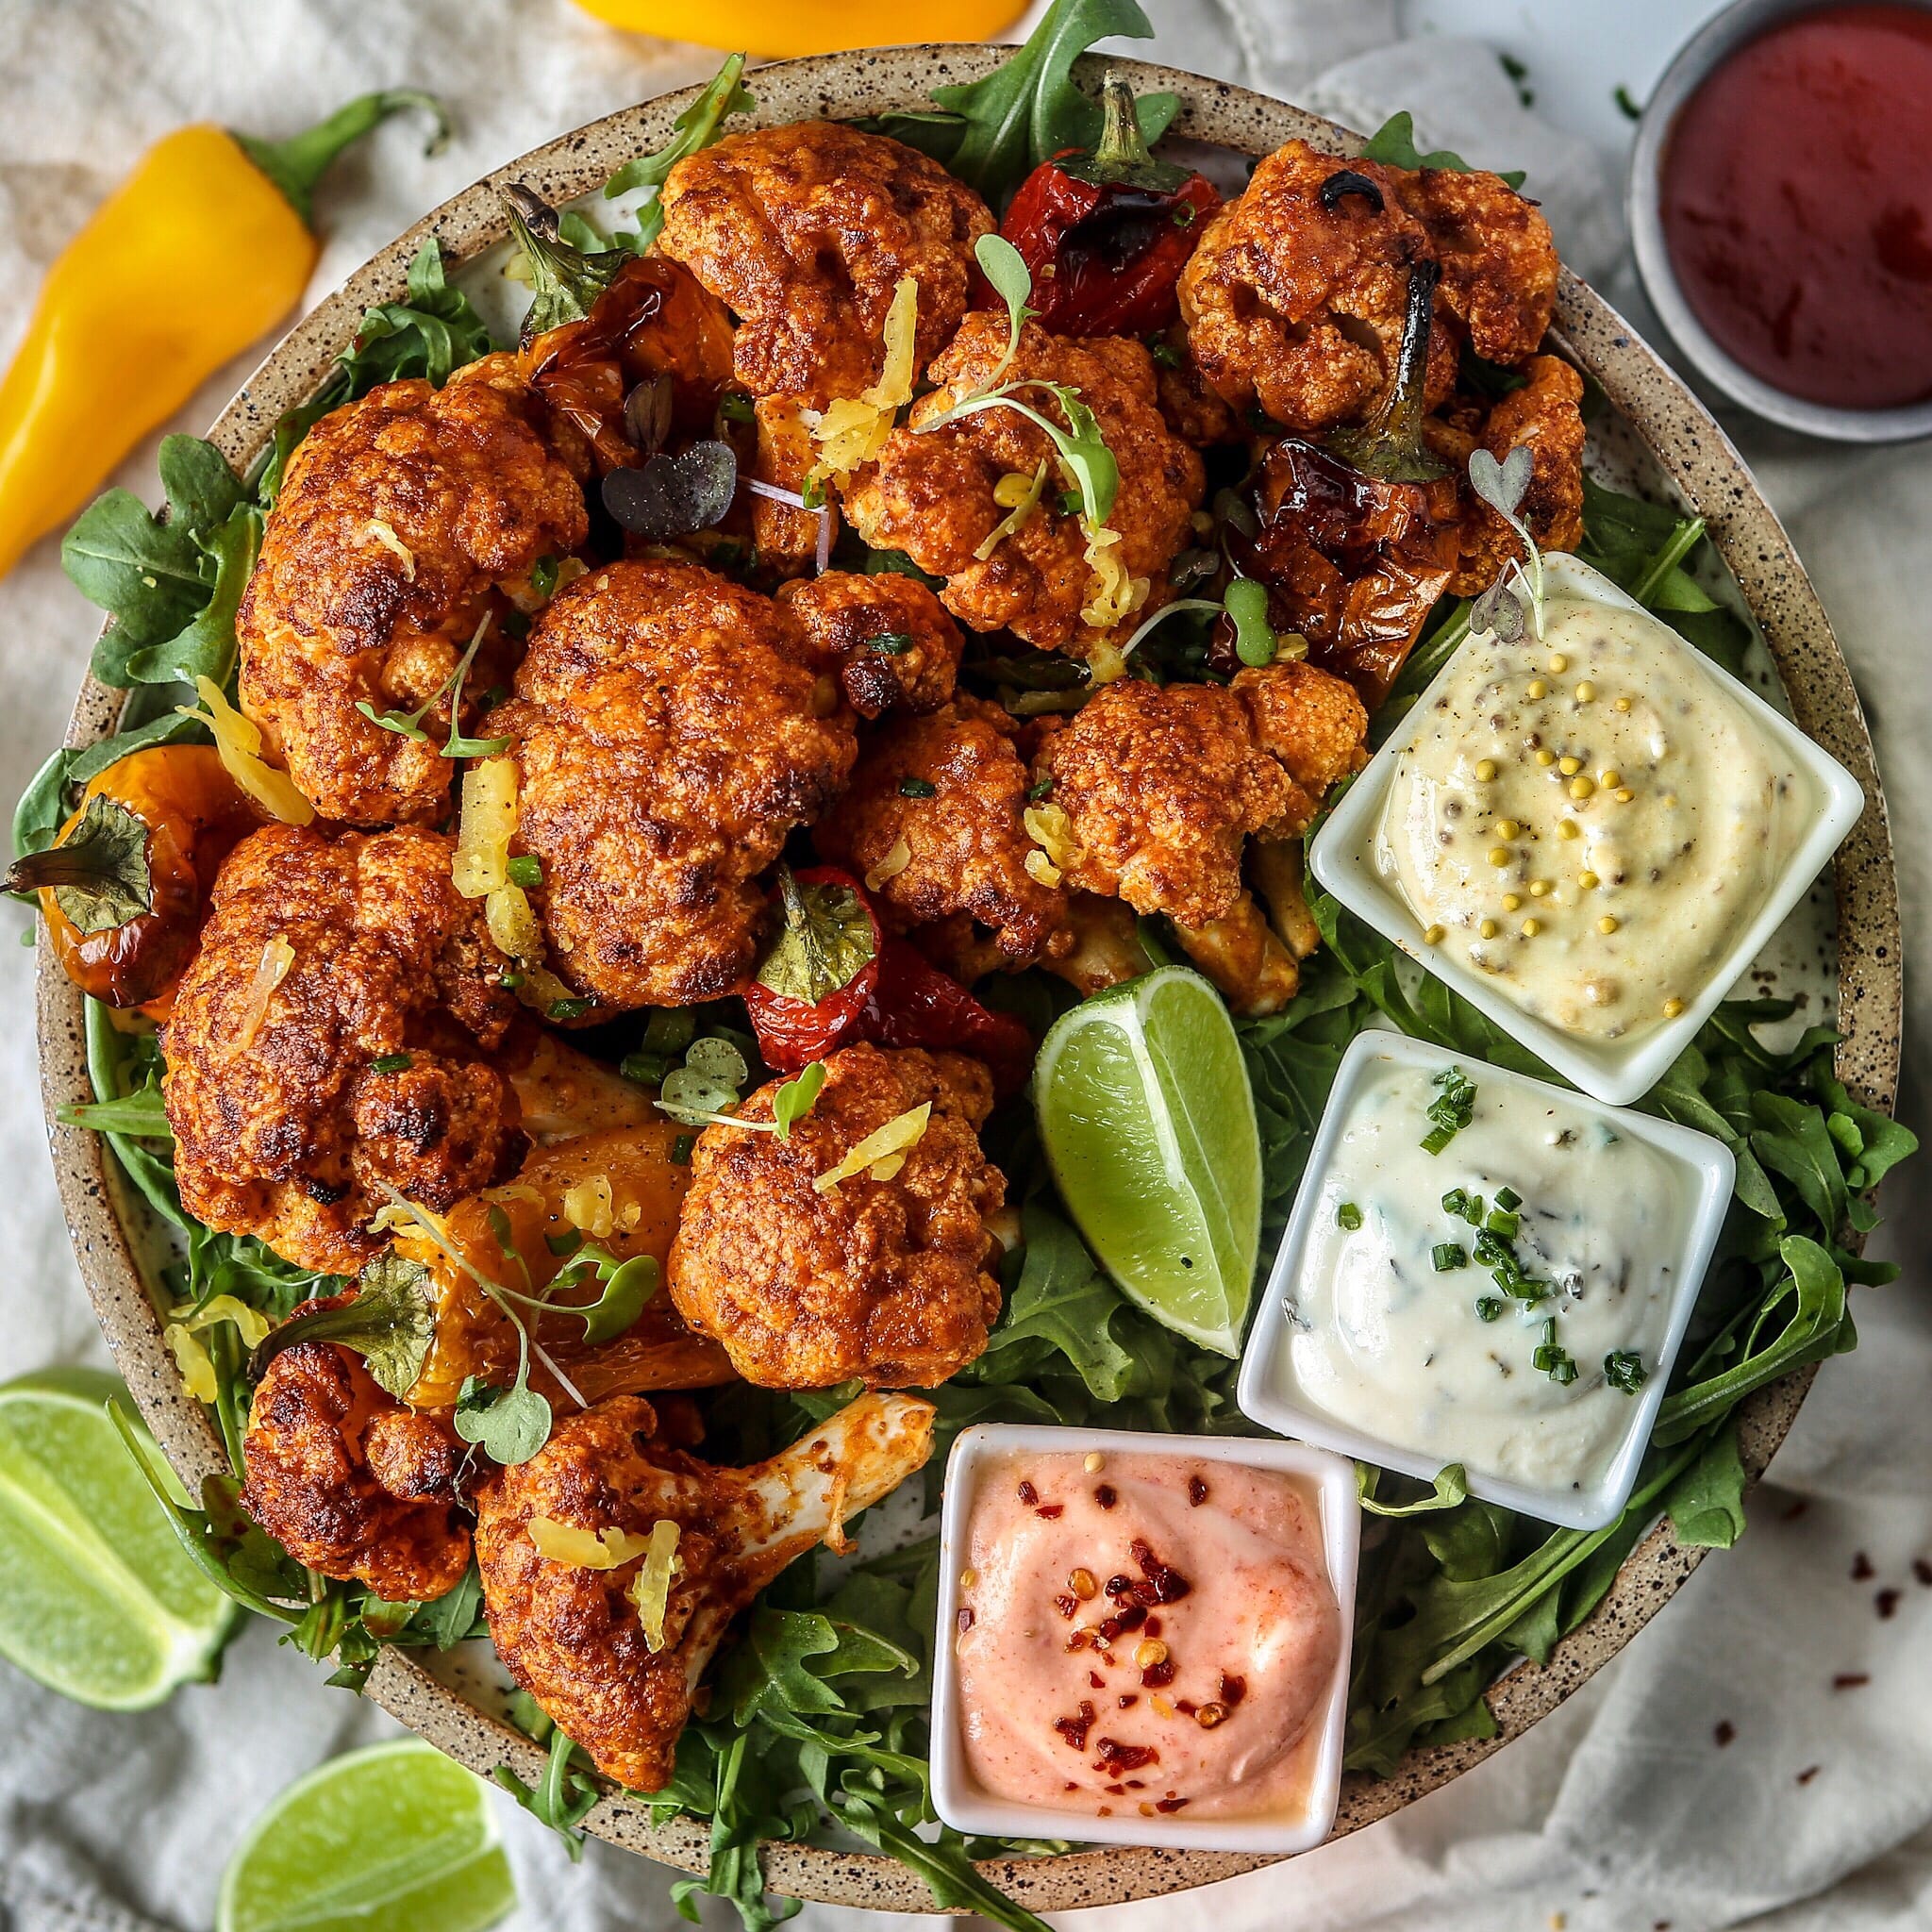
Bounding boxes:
1659 4 1932 410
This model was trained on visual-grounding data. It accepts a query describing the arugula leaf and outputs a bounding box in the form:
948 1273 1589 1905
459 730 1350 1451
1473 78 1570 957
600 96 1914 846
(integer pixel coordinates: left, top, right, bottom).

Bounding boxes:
123 504 262 689
411 1566 485 1649
341 237 493 391
1359 110 1526 191
925 0 1176 205
58 1084 173 1139
974 1200 1140 1401
604 54 756 249
64 435 245 663
1358 1462 1469 1517
492 1724 601 1861
1664 1418 1747 1549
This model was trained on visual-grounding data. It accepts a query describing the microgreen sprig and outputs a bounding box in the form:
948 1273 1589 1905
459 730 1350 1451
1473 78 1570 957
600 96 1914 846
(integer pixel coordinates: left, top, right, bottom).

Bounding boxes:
1468 444 1546 642
355 609 508 758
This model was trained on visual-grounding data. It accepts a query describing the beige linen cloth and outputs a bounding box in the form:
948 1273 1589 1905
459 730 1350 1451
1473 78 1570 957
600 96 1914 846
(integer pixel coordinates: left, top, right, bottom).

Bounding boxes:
0 4 1925 1929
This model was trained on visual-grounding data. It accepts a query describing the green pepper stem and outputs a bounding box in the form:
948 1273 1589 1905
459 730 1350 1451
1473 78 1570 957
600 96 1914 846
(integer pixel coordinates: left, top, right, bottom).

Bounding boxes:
502 185 624 343
6 847 109 894
1093 75 1158 176
235 91 451 231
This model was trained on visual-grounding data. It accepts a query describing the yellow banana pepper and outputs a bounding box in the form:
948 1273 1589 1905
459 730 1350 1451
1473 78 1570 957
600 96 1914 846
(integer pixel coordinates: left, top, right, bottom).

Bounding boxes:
0 91 448 582
567 0 1024 58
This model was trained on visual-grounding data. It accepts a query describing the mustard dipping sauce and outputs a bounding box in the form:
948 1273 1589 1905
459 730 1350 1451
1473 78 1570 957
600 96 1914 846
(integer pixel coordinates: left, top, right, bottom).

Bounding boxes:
952 1450 1340 1824
1375 589 1817 1041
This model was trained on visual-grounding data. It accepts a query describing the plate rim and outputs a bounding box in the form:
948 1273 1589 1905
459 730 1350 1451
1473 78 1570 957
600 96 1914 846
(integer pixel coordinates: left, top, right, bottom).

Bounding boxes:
31 42 1904 1917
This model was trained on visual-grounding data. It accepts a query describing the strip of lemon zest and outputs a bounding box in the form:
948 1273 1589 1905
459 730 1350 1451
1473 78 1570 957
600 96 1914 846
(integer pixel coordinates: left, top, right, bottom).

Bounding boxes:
808 276 920 485
529 1516 653 1570
485 881 541 965
628 1519 684 1652
364 519 416 580
814 1102 931 1193
163 1323 218 1403
234 936 294 1053
169 1293 272 1350
1078 521 1148 638
176 677 314 825
453 758 518 900
974 461 1050 563
561 1174 615 1241
864 836 911 891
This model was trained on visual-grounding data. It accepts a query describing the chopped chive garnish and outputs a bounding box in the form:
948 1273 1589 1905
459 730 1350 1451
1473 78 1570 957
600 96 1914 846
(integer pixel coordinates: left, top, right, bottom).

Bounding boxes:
506 855 542 889
1336 1202 1363 1232
1604 1350 1648 1393
1494 1185 1522 1212
868 632 917 655
1432 1242 1468 1272
548 996 593 1021
1474 1296 1504 1323
1441 1188 1485 1225
372 1052 412 1074
1484 1206 1521 1240
498 971 525 990
671 1133 695 1165
1421 1067 1477 1154
719 393 757 424
1027 776 1054 802
1532 1318 1578 1384
899 776 938 798
620 1052 670 1087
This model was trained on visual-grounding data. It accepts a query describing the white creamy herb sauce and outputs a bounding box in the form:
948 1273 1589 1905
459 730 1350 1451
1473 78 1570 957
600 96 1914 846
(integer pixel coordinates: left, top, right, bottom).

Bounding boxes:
1376 589 1817 1041
1277 1057 1690 1494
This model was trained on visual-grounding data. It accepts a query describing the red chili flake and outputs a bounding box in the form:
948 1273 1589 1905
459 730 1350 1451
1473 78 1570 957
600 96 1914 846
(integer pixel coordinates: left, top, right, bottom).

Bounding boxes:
1714 1721 1736 1747
1093 1737 1160 1773
1118 1693 1139 1709
1852 1552 1875 1581
1097 1806 1113 1817
1833 1673 1872 1690
1053 1593 1078 1620
1141 1657 1177 1690
1157 1797 1191 1813
1877 1588 1903 1620
1067 1628 1091 1652
1054 1700 1097 1751
1063 1781 1078 1792
1220 1673 1248 1707
1037 1503 1066 1519
1914 1558 1932 1587
1188 1475 1209 1507
957 1607 974 1632
1104 1782 1126 1795
1144 1616 1162 1638
1089 1670 1107 1690
1104 1574 1136 1599
1796 1766 1821 1786
1098 1604 1147 1642
1125 1779 1145 1790
1132 1539 1192 1603
1018 1480 1039 1506
1095 1485 1118 1509
1174 1698 1197 1716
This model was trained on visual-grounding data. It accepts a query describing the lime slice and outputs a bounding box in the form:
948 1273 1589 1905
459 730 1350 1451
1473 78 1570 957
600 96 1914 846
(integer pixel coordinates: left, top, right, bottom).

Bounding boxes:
1033 965 1262 1356
0 1367 235 1709
219 1739 518 1932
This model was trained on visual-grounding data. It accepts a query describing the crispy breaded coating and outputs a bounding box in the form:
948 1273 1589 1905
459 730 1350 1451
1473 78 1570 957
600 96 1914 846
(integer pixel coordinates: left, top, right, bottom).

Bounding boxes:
1178 141 1557 434
656 122 992 408
242 1332 471 1601
485 560 856 1010
238 358 588 825
474 1391 934 1790
1041 662 1367 926
778 569 962 718
842 316 1205 659
668 1043 1005 1389
163 824 522 1275
817 696 1068 975
1425 355 1586 595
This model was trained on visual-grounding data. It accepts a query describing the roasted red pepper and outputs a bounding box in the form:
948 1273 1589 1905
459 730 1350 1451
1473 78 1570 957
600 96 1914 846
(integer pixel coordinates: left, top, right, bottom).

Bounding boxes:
745 866 1034 1094
8 744 258 1016
999 75 1221 339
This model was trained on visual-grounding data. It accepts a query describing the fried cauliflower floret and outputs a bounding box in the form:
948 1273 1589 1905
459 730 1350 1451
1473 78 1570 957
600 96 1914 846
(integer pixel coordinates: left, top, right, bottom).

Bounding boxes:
484 560 856 1011
1178 141 1557 434
242 1331 471 1601
777 570 962 718
1041 662 1368 926
817 696 1069 976
163 824 522 1275
842 316 1205 658
237 358 589 825
656 122 992 408
1425 354 1586 595
668 1043 1005 1390
474 1391 933 1791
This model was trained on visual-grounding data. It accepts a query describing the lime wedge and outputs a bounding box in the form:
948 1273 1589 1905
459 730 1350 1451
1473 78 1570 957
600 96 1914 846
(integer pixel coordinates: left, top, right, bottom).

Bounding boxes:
1033 965 1262 1356
219 1740 518 1932
0 1366 235 1709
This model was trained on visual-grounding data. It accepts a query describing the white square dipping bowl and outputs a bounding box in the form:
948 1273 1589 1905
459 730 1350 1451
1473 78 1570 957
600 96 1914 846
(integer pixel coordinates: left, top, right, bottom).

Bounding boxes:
929 1424 1360 1855
1307 551 1866 1107
1236 1029 1737 1531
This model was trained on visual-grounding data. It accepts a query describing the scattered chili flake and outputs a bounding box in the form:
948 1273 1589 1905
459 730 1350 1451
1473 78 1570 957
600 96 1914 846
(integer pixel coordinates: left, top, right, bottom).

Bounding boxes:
1188 1475 1209 1507
1105 1574 1136 1599
1089 1670 1107 1690
1095 1484 1118 1509
1064 1781 1079 1792
1915 1557 1932 1587
1139 1801 1156 1817
1833 1673 1871 1690
1093 1738 1159 1773
1054 1592 1078 1619
1144 1615 1162 1638
1054 1700 1097 1751
1067 1627 1091 1651
1098 1603 1147 1641
1132 1539 1192 1604
1174 1698 1196 1716
1037 1503 1066 1519
1141 1657 1177 1690
1156 1797 1191 1813
1796 1766 1821 1786
1097 1806 1112 1817
958 1607 974 1632
1018 1480 1039 1506
1118 1693 1139 1709
1876 1588 1902 1620
1125 1779 1145 1790
1069 1567 1099 1600
1714 1721 1736 1747
1105 1782 1126 1795
1852 1552 1875 1581
1220 1673 1248 1707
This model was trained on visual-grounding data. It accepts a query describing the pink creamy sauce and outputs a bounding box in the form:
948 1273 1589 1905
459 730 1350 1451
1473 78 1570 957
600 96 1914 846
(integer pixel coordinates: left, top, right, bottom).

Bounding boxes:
954 1451 1341 1822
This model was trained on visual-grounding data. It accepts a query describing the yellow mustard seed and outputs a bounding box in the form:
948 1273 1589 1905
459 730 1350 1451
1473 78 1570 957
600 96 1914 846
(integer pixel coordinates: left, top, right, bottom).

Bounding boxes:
1569 775 1596 800
1616 787 1635 804
1559 755 1582 775
1599 769 1622 789
1474 758 1498 782
1614 695 1633 712
1521 917 1541 938
1070 1568 1098 1600
1578 870 1600 890
1598 915 1620 935
1502 892 1523 912
1557 820 1580 841
1528 878 1551 897
1575 681 1597 702
1548 653 1569 673
1495 818 1521 840
1536 748 1557 766
1135 1639 1170 1670
1479 918 1499 940
1084 1452 1105 1473
1663 997 1686 1018
1424 923 1446 944
1527 679 1548 700
960 1569 978 1591
1488 846 1511 866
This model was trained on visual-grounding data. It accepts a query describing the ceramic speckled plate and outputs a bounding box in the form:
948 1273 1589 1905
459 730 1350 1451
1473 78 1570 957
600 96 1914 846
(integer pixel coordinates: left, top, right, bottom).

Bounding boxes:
34 48 1903 1917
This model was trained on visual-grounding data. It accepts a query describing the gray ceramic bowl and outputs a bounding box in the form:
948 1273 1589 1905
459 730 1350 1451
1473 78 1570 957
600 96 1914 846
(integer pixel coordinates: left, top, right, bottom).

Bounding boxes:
1628 0 1932 442
36 46 1904 1916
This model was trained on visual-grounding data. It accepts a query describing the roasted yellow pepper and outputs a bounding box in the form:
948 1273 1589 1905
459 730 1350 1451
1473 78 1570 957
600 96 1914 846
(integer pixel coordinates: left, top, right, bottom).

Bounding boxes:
567 0 1024 58
0 92 447 582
